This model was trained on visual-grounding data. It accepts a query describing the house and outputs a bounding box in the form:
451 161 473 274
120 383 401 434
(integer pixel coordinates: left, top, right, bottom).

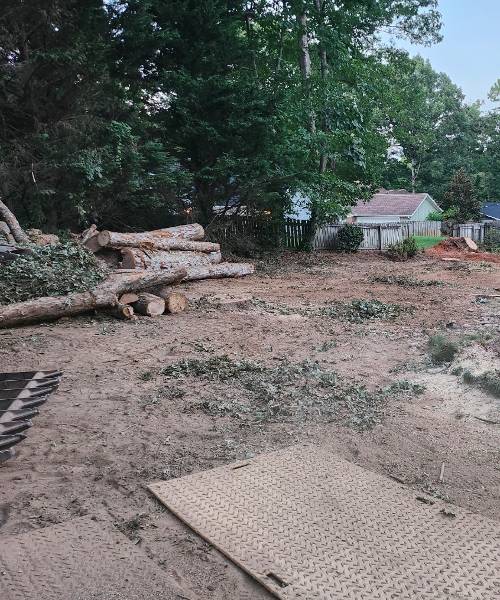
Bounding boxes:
349 190 442 224
481 203 500 221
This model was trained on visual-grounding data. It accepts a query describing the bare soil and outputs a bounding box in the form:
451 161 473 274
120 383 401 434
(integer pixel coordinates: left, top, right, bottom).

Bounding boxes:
1 251 499 600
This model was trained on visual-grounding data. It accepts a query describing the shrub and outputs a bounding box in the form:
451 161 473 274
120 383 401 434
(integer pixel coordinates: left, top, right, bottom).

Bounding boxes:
335 224 364 253
482 229 500 253
428 335 459 365
386 236 419 261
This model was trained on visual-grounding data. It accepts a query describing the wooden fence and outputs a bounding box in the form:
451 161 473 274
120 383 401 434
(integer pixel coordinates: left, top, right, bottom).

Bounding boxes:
208 217 445 251
452 222 500 243
207 217 312 249
313 223 404 250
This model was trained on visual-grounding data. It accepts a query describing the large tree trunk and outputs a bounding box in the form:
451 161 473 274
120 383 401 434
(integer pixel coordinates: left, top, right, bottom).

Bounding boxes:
98 231 219 253
183 262 255 281
0 268 186 328
0 222 15 244
0 199 29 244
121 248 222 270
132 293 165 317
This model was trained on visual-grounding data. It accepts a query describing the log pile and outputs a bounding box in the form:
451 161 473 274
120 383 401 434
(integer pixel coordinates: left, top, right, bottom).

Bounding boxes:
0 218 254 328
82 222 254 285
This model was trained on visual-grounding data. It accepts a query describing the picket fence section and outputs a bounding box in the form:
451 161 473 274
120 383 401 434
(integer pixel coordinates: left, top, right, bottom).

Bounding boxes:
313 223 404 250
209 217 446 251
452 221 500 244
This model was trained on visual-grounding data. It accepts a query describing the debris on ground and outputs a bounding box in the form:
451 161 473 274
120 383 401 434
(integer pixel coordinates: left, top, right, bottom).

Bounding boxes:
426 237 500 264
160 355 423 429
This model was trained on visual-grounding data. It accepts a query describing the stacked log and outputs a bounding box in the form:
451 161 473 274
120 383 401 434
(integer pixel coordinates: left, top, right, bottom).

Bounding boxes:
83 223 254 284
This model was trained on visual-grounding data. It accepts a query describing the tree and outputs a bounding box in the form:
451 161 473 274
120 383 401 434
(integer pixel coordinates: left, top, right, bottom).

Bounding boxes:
442 169 481 222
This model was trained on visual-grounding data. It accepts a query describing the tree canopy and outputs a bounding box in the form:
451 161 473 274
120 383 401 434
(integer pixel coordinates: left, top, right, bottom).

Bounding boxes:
0 1 497 231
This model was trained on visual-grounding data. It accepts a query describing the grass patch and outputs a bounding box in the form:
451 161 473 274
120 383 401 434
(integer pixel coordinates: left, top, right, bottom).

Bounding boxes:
0 242 107 304
371 275 444 287
428 335 460 365
161 355 424 430
414 235 446 249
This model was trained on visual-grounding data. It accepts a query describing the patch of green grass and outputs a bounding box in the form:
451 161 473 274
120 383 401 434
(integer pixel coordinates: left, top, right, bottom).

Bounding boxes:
414 235 446 249
161 355 424 430
428 335 460 365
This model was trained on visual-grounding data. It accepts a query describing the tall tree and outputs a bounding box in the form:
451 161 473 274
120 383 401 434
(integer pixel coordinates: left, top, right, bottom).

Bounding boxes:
442 168 482 222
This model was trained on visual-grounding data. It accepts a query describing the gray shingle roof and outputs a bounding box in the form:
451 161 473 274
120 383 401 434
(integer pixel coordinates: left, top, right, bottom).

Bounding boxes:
482 203 500 220
351 192 429 217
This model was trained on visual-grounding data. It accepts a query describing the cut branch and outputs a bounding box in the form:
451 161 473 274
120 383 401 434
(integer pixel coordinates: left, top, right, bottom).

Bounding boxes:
0 199 29 244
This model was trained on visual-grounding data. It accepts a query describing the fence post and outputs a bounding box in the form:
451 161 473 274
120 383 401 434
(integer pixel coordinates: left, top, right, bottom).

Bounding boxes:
378 225 383 250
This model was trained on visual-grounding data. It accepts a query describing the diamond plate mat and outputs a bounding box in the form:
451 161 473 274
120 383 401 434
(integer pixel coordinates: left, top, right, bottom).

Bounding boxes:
149 445 500 600
0 516 182 600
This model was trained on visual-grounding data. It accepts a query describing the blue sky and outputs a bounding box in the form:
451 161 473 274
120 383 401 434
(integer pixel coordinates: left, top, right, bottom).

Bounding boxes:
393 0 500 108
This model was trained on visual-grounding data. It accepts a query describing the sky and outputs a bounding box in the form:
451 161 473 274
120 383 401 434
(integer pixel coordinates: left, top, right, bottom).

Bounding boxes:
393 0 500 109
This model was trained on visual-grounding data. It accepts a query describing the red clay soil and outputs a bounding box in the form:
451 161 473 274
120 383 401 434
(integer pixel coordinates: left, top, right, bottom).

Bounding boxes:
426 239 500 264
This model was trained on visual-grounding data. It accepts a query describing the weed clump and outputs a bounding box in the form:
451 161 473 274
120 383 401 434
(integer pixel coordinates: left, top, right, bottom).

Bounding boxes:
462 369 500 399
428 335 459 365
371 275 444 287
0 242 107 304
161 355 423 430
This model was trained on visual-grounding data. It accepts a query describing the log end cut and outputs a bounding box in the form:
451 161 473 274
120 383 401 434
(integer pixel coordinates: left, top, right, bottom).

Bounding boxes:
133 293 166 317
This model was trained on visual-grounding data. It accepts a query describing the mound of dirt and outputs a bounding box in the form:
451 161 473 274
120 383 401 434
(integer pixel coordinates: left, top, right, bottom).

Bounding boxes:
426 237 500 264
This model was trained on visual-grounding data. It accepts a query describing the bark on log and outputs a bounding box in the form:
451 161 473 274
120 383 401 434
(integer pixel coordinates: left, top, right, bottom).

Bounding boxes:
121 248 221 270
160 291 189 314
133 293 165 317
0 268 186 328
183 262 255 281
94 224 204 252
0 222 15 244
81 224 98 245
0 199 29 244
119 293 139 305
98 231 219 254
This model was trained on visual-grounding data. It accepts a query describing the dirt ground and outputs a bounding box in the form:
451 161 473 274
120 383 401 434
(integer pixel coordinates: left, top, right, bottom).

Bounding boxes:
1 251 499 600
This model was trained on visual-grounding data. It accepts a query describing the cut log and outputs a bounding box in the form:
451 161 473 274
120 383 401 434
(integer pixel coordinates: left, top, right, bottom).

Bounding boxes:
463 237 478 252
161 291 189 314
133 293 165 317
0 222 15 245
109 303 136 320
92 224 204 252
98 231 217 253
84 233 102 253
26 229 60 246
0 199 29 244
121 248 221 270
119 293 139 305
81 224 98 245
0 268 186 328
183 262 255 281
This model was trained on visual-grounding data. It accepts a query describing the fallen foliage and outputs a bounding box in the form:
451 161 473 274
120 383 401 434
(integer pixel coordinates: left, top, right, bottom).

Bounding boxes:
0 242 108 304
160 355 424 429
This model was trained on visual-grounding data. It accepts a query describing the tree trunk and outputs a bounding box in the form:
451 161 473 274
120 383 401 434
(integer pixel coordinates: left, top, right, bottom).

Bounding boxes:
121 248 222 270
98 231 219 253
118 293 139 305
0 222 15 244
183 262 255 281
0 199 29 244
109 303 135 320
157 291 189 314
0 268 186 328
132 293 165 317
